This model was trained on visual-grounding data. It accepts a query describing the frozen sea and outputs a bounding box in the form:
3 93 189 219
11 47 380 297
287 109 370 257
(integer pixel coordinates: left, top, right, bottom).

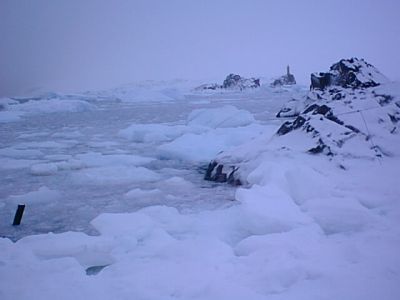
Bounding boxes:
1 81 399 300
0 83 297 240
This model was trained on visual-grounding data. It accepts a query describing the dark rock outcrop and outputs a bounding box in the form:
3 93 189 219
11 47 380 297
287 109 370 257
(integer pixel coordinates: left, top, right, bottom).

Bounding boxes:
222 74 260 90
204 161 242 185
310 58 387 90
194 83 221 91
195 74 260 91
272 66 296 87
275 58 397 158
276 103 359 156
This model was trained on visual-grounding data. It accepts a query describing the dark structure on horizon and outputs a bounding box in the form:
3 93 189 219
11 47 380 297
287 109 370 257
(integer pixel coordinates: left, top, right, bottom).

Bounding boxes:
271 65 296 87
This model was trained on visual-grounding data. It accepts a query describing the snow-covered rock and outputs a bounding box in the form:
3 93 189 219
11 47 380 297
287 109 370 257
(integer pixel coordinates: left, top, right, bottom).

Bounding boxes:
206 58 400 184
275 85 400 158
276 98 305 118
194 74 260 91
311 57 388 90
222 74 260 90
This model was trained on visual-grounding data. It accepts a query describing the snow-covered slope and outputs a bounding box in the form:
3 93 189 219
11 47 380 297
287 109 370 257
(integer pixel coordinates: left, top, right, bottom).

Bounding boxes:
208 58 400 185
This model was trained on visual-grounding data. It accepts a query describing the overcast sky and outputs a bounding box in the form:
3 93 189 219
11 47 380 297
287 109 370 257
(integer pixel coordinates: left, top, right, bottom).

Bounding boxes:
1 0 399 97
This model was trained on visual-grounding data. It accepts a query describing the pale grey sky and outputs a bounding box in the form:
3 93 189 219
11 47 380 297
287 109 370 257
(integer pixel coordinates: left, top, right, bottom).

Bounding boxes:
1 0 399 96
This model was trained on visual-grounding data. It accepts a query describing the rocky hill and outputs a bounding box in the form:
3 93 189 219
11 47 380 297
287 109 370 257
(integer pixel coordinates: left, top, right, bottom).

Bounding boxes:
205 58 400 184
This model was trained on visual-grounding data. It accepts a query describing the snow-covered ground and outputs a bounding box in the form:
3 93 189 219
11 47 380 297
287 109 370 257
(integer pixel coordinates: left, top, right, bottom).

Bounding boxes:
1 80 399 299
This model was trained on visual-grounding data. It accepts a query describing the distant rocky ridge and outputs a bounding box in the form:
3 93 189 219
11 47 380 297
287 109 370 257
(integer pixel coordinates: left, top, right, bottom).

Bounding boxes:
195 74 260 91
205 58 400 184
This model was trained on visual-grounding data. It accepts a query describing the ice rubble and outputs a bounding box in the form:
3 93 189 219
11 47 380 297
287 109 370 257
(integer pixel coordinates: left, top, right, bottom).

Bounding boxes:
2 155 400 299
0 93 96 123
119 105 264 163
1 69 400 299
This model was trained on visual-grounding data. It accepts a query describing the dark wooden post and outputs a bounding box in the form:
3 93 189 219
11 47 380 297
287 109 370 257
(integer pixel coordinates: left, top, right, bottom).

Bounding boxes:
13 204 25 226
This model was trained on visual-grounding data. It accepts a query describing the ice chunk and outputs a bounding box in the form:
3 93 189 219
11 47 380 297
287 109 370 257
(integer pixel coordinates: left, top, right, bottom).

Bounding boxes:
11 99 96 114
118 124 188 143
158 124 264 162
75 152 154 167
160 176 195 191
187 105 255 128
0 158 38 170
7 186 61 205
236 185 311 235
0 111 24 122
44 154 73 161
124 188 163 200
71 166 161 185
30 163 59 175
56 159 85 170
0 147 43 158
304 197 376 234
17 232 114 269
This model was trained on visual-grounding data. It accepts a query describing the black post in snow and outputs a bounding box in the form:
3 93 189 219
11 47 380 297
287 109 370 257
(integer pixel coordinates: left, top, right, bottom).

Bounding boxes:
12 204 25 226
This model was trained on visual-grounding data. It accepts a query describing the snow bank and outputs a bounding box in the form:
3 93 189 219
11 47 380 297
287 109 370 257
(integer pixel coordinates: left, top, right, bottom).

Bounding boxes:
1 190 399 299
